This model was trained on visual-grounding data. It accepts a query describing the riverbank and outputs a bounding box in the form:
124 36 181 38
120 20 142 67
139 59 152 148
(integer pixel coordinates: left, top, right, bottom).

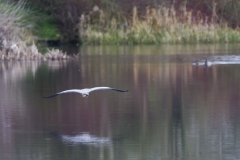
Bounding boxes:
78 5 240 45
0 25 72 61
1 0 240 59
0 0 73 61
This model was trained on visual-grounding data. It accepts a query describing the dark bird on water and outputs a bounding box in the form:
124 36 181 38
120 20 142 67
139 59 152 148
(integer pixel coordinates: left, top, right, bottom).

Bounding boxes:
205 59 212 67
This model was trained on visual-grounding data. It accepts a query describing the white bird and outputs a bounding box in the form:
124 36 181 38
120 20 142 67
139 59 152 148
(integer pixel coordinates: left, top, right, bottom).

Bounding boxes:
44 87 128 98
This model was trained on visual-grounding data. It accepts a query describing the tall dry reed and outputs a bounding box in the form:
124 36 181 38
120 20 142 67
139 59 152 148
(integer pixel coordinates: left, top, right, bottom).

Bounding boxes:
78 2 240 44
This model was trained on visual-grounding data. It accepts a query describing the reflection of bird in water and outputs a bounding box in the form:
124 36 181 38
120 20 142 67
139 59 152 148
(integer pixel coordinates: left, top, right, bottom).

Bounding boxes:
205 59 212 67
44 87 128 98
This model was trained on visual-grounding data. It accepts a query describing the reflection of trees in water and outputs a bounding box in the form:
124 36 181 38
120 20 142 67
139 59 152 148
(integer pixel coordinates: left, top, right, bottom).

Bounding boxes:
0 60 86 160
0 61 69 82
1 50 240 159
0 60 71 131
0 61 69 140
87 57 240 159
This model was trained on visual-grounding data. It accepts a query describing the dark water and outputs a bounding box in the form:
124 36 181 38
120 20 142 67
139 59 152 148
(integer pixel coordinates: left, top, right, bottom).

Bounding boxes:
1 44 240 160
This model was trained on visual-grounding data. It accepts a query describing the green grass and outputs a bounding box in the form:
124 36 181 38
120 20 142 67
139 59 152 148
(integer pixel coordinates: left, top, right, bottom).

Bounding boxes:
82 23 240 45
78 5 240 45
0 0 34 42
0 0 68 60
35 14 60 39
0 0 61 42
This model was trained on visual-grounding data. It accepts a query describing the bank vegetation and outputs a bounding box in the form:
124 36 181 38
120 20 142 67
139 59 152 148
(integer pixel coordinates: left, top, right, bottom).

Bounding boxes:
3 0 240 46
0 0 71 61
78 1 240 44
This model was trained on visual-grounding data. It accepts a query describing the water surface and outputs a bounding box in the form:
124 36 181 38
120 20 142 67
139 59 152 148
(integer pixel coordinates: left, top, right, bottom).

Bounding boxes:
1 44 240 160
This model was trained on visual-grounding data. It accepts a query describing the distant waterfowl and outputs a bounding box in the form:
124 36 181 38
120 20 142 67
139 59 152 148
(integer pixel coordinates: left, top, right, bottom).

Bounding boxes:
44 87 128 98
192 60 199 66
205 59 212 67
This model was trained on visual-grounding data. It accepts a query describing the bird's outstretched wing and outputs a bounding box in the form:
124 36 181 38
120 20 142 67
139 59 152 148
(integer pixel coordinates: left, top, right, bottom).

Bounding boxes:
43 87 128 98
88 87 128 93
43 93 60 98
43 89 82 98
111 88 129 92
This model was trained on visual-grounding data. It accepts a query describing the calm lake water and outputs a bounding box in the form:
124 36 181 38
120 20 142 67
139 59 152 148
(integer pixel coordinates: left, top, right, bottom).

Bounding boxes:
1 44 240 160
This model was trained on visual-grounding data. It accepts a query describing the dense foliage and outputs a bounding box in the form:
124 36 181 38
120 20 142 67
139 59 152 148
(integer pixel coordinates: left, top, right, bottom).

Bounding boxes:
13 0 240 43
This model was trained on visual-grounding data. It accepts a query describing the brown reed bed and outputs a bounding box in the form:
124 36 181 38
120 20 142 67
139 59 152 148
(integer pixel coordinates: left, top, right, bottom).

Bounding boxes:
78 2 240 44
0 26 73 61
1 27 75 62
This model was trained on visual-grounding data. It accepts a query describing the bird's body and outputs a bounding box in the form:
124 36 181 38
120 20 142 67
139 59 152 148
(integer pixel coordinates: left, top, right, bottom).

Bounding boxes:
44 87 128 98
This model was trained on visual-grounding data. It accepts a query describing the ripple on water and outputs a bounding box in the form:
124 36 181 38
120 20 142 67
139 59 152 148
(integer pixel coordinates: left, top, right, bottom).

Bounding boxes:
193 55 240 66
61 133 111 146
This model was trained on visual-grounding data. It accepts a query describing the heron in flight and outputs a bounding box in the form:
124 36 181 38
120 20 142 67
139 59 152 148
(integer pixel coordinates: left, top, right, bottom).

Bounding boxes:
44 87 128 98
